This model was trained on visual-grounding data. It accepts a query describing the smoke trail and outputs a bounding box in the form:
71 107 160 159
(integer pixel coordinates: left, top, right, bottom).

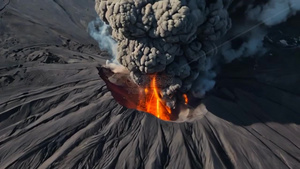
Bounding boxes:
247 0 300 26
221 0 300 62
191 71 216 98
88 17 117 62
221 27 267 63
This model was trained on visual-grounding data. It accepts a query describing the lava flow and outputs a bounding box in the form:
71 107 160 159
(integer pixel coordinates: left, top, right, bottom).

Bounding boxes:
98 67 190 121
136 75 172 121
183 94 188 105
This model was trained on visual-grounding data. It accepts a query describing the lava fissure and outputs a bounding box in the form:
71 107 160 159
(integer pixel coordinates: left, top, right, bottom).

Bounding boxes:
137 75 172 121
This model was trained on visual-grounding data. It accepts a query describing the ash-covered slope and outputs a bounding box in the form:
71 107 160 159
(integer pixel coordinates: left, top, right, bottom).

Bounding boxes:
0 0 299 169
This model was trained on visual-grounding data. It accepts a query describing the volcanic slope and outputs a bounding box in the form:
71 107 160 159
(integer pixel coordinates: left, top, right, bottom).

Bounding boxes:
0 0 299 169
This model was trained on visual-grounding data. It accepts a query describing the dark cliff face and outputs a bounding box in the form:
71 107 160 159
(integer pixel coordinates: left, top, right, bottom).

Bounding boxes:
0 1 299 169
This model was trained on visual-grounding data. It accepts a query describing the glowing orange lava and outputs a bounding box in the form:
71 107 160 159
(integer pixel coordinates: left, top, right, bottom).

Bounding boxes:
183 94 188 105
136 75 171 120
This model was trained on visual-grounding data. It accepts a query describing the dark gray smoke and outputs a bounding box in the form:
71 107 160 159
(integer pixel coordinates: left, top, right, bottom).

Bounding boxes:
221 26 267 63
93 0 300 108
94 0 232 108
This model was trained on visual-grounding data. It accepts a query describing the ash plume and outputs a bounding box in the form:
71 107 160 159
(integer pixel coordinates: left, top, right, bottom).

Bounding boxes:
95 0 232 107
93 0 300 108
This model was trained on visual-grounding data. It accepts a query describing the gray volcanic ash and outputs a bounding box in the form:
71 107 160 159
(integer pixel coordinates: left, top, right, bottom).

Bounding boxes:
94 0 233 109
92 0 300 121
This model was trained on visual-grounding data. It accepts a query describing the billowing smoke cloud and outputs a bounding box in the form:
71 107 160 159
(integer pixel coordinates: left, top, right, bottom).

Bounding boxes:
95 0 232 107
93 0 299 108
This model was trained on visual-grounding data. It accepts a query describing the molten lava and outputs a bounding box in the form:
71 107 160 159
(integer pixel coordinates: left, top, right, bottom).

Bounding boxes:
136 75 172 121
98 67 191 121
183 94 188 105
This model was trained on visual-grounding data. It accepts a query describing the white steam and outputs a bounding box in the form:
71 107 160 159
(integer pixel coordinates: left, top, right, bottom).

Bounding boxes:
221 0 300 63
88 18 118 62
247 0 300 26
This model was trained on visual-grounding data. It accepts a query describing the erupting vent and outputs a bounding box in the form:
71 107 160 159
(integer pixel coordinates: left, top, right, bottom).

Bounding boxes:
98 67 191 121
136 75 171 120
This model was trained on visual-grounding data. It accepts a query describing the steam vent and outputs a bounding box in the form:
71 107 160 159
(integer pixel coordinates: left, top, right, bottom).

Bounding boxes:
0 0 300 168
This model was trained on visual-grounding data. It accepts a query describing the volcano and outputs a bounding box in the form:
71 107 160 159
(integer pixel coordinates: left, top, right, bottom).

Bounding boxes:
0 0 300 169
